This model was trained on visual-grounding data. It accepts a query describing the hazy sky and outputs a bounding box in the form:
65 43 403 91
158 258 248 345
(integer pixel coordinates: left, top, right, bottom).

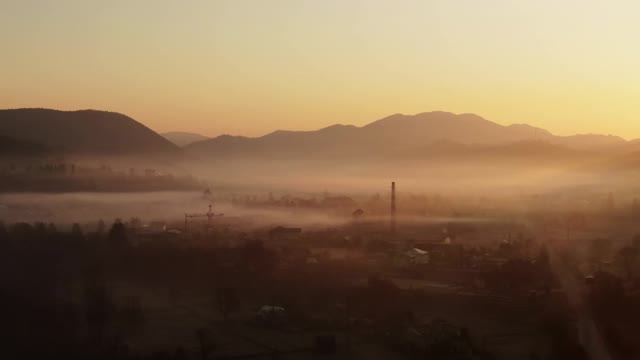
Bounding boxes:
2 1 639 138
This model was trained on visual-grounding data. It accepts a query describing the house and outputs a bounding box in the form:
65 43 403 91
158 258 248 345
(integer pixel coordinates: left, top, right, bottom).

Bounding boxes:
405 248 430 265
415 242 465 267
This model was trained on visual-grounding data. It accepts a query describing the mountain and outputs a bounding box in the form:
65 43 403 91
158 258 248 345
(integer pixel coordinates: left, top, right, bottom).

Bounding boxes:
0 109 182 157
161 131 209 147
185 111 622 161
556 134 627 150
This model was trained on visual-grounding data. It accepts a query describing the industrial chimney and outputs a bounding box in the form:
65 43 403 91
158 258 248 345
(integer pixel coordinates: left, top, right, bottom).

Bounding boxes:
391 181 397 235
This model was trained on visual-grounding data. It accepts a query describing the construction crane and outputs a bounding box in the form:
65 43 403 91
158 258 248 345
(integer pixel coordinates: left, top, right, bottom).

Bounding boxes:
184 204 224 232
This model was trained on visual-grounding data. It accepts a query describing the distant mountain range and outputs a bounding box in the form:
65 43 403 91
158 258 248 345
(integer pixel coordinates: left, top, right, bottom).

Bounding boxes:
0 109 182 158
184 111 630 161
2 109 639 170
161 131 209 147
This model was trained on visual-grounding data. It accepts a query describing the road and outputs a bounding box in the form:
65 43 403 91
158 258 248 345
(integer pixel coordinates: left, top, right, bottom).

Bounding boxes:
548 248 612 360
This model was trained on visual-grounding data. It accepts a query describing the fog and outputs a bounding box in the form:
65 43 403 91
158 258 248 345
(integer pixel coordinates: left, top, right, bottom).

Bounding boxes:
3 154 640 359
185 157 627 196
0 191 348 228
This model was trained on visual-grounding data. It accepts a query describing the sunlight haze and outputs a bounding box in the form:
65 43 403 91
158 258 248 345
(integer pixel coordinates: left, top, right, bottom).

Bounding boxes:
2 0 639 137
5 3 640 358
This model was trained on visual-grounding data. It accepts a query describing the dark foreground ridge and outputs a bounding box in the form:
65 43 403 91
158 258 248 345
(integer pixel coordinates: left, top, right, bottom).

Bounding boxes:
0 108 182 157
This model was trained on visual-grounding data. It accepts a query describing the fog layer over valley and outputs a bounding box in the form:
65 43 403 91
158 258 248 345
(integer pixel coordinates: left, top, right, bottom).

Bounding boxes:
7 0 640 357
3 109 640 195
0 191 346 228
179 111 640 195
4 108 640 359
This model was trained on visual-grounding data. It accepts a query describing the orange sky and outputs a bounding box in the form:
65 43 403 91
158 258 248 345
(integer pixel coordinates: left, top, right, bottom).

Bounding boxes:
1 1 640 138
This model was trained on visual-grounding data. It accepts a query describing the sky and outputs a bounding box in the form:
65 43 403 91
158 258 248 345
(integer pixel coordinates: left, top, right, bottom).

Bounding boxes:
1 0 640 138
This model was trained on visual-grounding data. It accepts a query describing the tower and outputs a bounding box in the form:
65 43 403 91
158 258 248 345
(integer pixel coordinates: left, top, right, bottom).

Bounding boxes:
391 181 396 235
184 203 223 233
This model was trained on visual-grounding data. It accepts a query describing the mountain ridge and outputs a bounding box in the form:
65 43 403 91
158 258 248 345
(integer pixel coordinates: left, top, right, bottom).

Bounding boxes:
185 111 629 160
161 131 210 147
0 108 182 157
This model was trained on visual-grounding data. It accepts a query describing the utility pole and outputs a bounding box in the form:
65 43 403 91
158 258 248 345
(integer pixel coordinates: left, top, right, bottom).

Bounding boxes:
391 181 397 235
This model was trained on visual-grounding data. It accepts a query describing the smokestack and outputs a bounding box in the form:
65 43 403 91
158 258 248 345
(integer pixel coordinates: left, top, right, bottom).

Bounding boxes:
391 181 396 235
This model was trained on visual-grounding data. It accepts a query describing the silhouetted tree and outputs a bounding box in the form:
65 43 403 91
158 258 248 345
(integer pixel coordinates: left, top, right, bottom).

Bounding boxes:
71 223 84 239
96 219 106 234
241 240 277 273
129 217 142 230
618 246 638 280
0 222 9 248
119 296 146 339
589 271 625 310
34 221 47 239
84 268 114 345
214 285 239 321
9 222 34 244
46 222 58 236
108 219 129 249
196 328 215 360
543 309 588 360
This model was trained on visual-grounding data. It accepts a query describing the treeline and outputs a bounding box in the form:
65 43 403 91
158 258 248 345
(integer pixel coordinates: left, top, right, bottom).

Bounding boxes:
0 220 489 359
0 220 283 359
0 220 146 359
0 219 584 359
0 172 203 192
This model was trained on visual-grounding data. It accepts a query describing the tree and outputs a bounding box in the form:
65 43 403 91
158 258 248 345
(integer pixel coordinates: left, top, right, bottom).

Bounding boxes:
0 222 9 248
46 223 58 235
9 222 35 243
129 217 142 230
120 296 146 338
96 219 106 234
108 219 129 249
70 223 85 247
617 246 638 280
34 222 47 238
214 285 239 321
196 328 215 360
71 223 83 238
84 269 114 345
241 240 277 273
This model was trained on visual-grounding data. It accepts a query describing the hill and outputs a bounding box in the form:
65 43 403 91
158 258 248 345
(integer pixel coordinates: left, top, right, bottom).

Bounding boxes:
0 109 182 157
161 131 209 147
0 135 49 157
185 111 624 161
